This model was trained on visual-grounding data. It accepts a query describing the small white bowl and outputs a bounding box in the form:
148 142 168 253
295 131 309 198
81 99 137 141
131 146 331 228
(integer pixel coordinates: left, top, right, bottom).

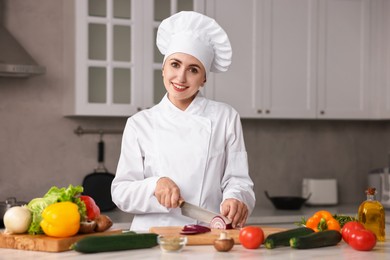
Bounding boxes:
157 235 187 252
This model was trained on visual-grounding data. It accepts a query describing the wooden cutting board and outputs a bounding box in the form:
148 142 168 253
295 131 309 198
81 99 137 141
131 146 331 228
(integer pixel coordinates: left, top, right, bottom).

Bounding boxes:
0 229 122 252
150 226 286 245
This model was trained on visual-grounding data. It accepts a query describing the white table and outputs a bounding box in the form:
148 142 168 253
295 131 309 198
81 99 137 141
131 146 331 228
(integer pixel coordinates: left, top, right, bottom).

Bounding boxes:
2 204 389 259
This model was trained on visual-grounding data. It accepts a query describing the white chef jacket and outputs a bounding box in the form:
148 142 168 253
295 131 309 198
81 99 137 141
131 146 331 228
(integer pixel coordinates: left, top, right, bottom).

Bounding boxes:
111 92 255 231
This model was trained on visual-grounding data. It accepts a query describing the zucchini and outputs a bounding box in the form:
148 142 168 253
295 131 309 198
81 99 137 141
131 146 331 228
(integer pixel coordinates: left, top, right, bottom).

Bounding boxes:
289 230 342 249
71 232 158 253
264 227 314 249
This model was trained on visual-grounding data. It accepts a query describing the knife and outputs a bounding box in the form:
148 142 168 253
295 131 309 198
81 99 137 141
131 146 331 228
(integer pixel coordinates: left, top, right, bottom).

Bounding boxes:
179 200 231 224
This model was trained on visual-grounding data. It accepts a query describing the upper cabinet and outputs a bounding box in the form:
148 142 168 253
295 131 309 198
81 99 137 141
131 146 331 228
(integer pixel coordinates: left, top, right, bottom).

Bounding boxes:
63 0 204 117
205 0 317 119
63 0 388 119
377 0 390 118
316 0 371 119
205 0 387 119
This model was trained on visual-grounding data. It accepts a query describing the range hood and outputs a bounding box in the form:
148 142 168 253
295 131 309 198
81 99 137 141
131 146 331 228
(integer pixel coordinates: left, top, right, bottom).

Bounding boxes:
0 26 46 78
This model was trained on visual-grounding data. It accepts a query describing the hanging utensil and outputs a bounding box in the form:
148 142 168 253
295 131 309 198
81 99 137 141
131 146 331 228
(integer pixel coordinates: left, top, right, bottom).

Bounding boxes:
82 135 116 211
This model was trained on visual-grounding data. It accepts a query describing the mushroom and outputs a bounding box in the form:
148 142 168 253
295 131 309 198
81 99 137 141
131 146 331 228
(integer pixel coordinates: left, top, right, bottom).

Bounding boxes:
213 231 235 252
94 214 113 232
78 220 97 234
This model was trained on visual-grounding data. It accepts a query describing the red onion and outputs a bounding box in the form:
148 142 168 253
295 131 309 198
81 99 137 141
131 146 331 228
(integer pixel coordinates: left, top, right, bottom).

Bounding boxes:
180 230 202 235
180 224 211 235
210 216 233 230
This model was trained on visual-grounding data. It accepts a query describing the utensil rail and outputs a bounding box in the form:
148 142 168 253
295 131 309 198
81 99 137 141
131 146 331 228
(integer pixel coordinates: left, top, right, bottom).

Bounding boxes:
74 126 123 136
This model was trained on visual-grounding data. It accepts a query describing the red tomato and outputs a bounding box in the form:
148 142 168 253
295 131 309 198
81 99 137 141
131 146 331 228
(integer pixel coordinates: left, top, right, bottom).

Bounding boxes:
341 221 365 244
80 195 101 221
348 229 376 251
239 226 264 249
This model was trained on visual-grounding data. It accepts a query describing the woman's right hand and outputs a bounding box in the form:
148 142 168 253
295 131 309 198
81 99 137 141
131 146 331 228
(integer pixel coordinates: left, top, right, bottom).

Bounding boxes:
154 177 181 208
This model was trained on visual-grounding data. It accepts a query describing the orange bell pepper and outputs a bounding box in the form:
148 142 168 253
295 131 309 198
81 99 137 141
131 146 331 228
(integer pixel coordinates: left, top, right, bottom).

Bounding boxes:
305 210 341 232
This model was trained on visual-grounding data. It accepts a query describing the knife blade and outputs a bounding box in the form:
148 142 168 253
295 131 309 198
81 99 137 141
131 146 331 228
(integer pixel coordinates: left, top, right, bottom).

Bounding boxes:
179 200 231 224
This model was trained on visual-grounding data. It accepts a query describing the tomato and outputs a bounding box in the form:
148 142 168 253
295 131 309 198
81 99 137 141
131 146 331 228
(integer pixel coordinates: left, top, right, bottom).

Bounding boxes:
341 221 365 244
239 226 264 249
348 229 376 251
80 195 101 221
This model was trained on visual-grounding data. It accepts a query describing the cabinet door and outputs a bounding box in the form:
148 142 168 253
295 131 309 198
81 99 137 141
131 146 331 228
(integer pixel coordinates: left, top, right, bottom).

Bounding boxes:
317 0 371 119
260 0 316 118
207 0 316 119
382 0 390 117
63 0 144 116
64 0 205 116
144 0 206 109
205 0 259 118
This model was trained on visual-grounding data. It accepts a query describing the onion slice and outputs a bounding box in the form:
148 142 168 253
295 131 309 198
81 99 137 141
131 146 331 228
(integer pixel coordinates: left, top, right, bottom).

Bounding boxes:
180 230 202 235
180 224 211 235
210 216 233 230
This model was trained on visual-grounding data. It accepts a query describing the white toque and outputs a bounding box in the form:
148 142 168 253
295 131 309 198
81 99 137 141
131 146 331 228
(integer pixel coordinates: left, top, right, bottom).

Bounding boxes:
156 11 232 78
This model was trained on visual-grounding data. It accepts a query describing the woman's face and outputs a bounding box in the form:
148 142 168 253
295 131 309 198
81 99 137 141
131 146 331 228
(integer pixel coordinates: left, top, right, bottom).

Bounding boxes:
162 53 206 110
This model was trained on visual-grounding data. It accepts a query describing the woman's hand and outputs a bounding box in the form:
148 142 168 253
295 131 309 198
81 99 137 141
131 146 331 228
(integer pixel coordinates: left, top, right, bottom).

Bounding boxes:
154 177 181 208
221 198 248 228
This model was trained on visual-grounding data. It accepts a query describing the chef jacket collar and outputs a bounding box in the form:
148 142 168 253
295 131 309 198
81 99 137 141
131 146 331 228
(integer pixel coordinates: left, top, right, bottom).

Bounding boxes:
161 91 207 116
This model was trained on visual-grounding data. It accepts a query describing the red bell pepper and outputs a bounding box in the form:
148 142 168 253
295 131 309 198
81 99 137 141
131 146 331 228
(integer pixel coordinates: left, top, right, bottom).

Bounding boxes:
80 195 100 221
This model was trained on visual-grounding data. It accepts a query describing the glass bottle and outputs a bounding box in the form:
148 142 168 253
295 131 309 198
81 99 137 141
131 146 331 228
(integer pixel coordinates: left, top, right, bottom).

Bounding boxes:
358 187 386 241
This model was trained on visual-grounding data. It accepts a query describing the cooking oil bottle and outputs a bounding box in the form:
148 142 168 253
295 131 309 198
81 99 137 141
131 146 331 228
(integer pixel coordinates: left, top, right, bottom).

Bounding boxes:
358 187 386 241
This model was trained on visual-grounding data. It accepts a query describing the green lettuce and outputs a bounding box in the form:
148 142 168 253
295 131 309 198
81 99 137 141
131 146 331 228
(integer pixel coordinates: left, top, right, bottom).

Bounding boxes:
27 184 87 235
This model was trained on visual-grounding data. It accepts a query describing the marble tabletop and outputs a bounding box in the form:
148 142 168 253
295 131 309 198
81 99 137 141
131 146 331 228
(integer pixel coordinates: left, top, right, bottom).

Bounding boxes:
1 204 389 259
1 222 388 260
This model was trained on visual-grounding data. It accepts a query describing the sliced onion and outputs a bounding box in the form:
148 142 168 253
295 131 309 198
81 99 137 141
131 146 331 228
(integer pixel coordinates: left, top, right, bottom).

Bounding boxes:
210 216 233 230
180 230 202 235
180 224 211 235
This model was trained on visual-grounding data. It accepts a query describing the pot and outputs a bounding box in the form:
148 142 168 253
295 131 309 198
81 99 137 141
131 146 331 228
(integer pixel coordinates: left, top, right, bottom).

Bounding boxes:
265 191 311 210
1 197 28 228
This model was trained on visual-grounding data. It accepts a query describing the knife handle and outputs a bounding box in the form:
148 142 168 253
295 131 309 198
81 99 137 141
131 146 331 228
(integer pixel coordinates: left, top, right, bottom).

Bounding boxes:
178 199 185 208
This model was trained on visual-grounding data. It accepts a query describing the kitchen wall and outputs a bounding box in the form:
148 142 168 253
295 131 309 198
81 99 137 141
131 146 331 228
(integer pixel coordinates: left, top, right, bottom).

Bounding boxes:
1 0 389 208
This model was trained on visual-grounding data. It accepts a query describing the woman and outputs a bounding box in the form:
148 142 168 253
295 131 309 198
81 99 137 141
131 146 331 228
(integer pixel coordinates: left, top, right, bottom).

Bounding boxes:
111 11 255 231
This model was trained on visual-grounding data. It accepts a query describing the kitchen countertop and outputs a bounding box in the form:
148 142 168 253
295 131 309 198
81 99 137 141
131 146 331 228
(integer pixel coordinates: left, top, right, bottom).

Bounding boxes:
1 223 388 260
1 204 389 259
107 203 390 225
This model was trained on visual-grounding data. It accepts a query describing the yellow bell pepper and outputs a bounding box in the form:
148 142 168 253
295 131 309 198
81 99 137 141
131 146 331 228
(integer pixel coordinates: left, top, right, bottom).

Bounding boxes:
40 201 80 237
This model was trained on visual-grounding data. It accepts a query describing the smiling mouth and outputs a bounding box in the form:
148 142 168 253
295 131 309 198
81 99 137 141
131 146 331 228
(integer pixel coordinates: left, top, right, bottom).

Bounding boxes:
172 83 188 91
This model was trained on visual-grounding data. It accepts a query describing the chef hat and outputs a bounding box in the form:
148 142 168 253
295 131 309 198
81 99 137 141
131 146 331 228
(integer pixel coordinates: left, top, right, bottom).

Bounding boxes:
156 11 232 78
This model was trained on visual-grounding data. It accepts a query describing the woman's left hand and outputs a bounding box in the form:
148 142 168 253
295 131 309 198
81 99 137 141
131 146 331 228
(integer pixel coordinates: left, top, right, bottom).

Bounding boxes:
220 198 248 228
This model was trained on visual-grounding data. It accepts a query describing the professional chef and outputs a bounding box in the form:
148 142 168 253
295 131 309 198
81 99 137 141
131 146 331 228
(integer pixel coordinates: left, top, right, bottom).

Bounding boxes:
111 11 255 231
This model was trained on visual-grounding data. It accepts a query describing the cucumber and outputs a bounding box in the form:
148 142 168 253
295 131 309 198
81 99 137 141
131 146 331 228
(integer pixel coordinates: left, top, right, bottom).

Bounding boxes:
264 227 314 249
289 230 342 249
71 232 158 253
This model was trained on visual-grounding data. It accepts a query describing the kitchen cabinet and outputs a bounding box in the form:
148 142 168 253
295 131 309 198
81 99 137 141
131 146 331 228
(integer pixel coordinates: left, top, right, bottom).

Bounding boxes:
205 0 384 119
63 0 204 117
205 0 316 119
316 0 372 119
377 0 390 118
62 0 387 119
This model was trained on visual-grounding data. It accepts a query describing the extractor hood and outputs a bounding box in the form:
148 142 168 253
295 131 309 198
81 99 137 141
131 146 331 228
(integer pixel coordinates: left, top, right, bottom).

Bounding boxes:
0 26 46 77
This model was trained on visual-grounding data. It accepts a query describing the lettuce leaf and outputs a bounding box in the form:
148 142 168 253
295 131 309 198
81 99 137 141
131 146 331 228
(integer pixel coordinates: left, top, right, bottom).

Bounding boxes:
27 184 87 235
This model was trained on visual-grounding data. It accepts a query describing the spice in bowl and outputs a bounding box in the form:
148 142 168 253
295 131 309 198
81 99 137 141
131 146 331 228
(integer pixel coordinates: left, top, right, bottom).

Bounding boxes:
157 235 187 252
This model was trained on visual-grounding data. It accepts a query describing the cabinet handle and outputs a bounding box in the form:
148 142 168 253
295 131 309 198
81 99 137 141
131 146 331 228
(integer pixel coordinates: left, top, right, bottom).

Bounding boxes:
265 110 270 114
257 109 262 114
137 107 142 111
320 110 325 115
